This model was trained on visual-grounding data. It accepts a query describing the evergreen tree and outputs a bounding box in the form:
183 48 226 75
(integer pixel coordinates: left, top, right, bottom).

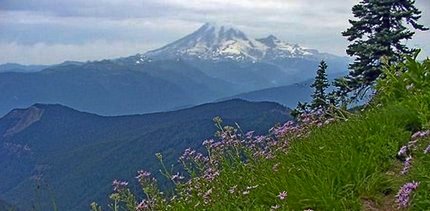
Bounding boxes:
310 61 329 110
291 102 309 119
329 78 350 109
342 0 428 92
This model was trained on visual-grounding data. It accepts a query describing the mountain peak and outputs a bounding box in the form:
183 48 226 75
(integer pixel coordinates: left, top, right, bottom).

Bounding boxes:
144 23 330 61
194 22 250 42
256 35 281 48
206 23 248 40
266 35 279 41
145 23 259 61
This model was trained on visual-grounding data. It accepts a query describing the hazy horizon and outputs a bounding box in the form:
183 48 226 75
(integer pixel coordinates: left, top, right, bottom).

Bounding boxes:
1 0 429 65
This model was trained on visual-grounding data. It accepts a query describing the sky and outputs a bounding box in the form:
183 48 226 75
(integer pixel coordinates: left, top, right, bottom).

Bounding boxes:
0 0 429 64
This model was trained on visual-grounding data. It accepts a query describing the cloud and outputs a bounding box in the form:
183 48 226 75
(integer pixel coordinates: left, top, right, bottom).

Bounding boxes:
148 0 295 12
0 41 159 64
0 12 200 45
0 0 429 64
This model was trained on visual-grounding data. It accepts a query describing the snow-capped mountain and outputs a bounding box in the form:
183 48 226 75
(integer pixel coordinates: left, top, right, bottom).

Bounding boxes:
112 22 349 92
144 23 334 62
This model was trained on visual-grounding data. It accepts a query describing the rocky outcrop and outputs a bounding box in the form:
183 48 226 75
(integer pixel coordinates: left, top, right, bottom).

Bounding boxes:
1 105 44 138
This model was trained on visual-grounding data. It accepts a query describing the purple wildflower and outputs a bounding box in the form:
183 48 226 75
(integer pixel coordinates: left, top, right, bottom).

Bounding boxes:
180 148 196 160
195 152 203 159
277 191 287 200
203 168 220 181
112 179 128 192
136 170 151 182
254 135 266 144
171 172 184 182
411 130 430 141
245 131 255 139
395 181 420 208
397 145 408 157
270 121 297 138
136 200 149 210
424 145 430 154
401 156 413 175
202 139 214 148
210 141 224 149
315 108 324 116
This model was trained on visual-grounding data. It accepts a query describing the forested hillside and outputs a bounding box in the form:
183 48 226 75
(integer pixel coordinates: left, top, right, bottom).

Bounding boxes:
0 100 291 210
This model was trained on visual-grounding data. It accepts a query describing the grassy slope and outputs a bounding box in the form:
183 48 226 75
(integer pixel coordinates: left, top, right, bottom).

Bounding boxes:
167 104 419 210
164 58 430 210
96 57 430 210
267 106 414 210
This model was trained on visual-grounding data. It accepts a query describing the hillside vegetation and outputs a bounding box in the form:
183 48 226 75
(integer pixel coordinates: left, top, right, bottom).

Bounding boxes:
93 55 430 210
0 100 290 211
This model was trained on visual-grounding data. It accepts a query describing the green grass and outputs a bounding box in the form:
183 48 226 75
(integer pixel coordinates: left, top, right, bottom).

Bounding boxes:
163 103 419 210
271 105 417 210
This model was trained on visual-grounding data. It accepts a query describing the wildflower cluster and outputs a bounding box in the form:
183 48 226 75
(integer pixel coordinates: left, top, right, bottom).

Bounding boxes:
277 191 287 200
396 130 430 175
296 109 337 128
400 156 413 175
92 111 336 210
112 180 128 192
395 181 420 208
393 129 429 208
424 145 430 154
170 117 305 208
95 169 170 211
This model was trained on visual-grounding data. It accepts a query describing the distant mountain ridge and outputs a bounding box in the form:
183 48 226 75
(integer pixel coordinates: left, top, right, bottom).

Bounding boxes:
0 63 49 73
220 81 313 108
222 72 346 108
0 23 349 116
0 99 292 211
0 61 86 73
0 61 199 116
